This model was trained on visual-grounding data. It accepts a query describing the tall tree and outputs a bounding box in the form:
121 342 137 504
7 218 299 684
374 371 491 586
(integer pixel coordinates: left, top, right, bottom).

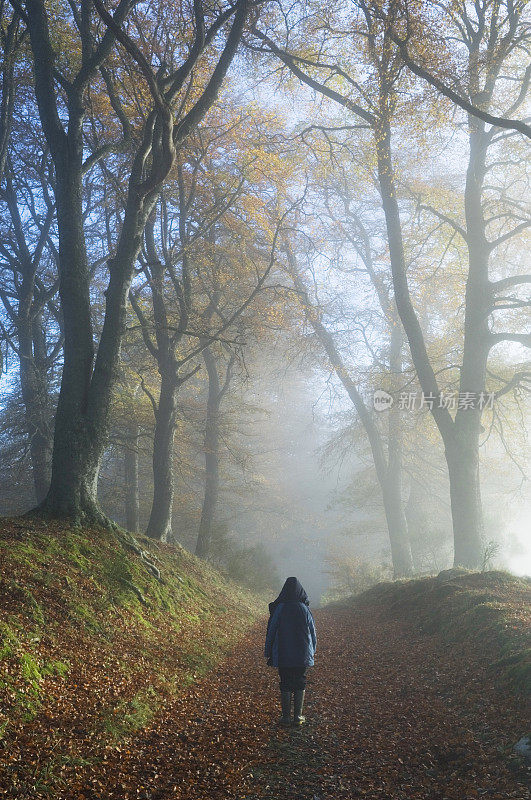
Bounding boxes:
17 0 250 523
195 343 237 557
284 240 414 577
251 0 530 567
0 5 24 183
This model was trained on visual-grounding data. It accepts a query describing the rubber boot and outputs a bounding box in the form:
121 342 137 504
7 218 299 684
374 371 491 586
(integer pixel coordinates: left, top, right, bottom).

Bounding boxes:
279 691 292 725
293 689 305 726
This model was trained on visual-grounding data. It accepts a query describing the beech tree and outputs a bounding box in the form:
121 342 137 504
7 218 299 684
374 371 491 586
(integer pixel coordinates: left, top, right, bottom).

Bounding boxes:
129 123 294 540
0 4 25 183
195 329 237 557
14 0 250 523
372 0 531 567
285 239 414 577
250 0 530 567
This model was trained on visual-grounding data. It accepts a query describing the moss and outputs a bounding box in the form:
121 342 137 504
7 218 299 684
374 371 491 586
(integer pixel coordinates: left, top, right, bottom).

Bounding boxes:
44 659 70 678
0 621 19 658
20 585 45 625
493 650 531 693
1 640 70 723
32 752 95 793
8 541 45 566
103 687 158 740
19 652 43 685
1 670 42 722
0 515 264 789
68 600 102 632
102 548 136 587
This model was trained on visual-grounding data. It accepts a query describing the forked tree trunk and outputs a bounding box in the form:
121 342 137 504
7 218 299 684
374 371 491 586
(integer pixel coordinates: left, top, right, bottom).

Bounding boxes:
195 347 221 559
25 0 249 525
40 167 122 523
445 116 490 568
375 118 485 569
261 10 513 573
40 141 158 524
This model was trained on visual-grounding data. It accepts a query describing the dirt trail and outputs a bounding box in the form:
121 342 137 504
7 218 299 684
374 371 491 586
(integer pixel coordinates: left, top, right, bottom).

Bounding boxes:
76 605 529 800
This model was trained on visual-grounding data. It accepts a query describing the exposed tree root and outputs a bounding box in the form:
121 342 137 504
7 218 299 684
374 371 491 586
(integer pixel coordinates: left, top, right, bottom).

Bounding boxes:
26 503 164 583
119 577 148 605
115 529 163 582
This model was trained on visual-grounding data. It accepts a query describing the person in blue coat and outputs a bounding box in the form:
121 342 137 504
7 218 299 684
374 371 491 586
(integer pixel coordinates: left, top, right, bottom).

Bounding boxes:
265 577 317 726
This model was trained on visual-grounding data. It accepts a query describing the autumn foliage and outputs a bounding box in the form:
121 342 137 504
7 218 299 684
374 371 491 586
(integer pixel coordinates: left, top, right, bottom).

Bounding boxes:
0 518 261 797
0 518 529 798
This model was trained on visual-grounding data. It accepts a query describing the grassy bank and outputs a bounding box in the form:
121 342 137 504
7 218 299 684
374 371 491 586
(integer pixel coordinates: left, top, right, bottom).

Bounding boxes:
341 570 530 696
0 517 263 795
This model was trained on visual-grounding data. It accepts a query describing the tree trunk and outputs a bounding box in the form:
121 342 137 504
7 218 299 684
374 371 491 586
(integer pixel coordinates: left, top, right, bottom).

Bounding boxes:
195 347 221 558
25 0 249 525
41 153 154 523
385 322 413 577
374 119 483 567
287 258 413 577
445 117 490 569
39 163 105 521
145 372 178 541
18 318 52 503
381 475 413 577
124 419 140 533
445 430 484 568
404 480 426 572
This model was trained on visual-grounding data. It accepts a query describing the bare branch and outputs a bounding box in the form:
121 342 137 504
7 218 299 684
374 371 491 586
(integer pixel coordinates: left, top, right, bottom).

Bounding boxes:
366 3 531 139
128 290 159 359
0 11 24 183
489 332 531 349
177 197 303 368
488 220 531 251
493 371 531 399
251 27 376 126
419 204 468 242
490 274 531 293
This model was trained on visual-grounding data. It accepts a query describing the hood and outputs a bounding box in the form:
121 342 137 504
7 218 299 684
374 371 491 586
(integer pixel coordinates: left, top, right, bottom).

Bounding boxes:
269 577 309 614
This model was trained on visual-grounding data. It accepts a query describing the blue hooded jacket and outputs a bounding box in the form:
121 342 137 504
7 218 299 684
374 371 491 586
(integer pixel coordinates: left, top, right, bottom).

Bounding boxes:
264 578 317 668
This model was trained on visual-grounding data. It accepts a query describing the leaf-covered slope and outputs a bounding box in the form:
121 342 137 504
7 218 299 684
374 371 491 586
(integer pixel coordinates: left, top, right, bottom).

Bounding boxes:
341 569 531 694
0 517 262 793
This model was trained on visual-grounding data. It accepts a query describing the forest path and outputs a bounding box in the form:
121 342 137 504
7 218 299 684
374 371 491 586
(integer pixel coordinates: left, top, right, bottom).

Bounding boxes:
86 605 529 800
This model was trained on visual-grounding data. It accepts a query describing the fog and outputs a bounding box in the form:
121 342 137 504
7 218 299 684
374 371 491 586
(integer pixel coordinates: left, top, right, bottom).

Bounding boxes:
219 346 531 600
1 0 530 601
2 277 529 600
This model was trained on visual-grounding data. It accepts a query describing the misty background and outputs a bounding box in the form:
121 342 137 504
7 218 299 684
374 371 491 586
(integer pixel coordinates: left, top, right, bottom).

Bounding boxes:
1 0 530 603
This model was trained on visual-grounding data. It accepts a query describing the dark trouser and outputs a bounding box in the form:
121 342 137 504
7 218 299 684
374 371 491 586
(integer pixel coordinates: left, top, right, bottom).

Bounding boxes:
278 667 307 692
